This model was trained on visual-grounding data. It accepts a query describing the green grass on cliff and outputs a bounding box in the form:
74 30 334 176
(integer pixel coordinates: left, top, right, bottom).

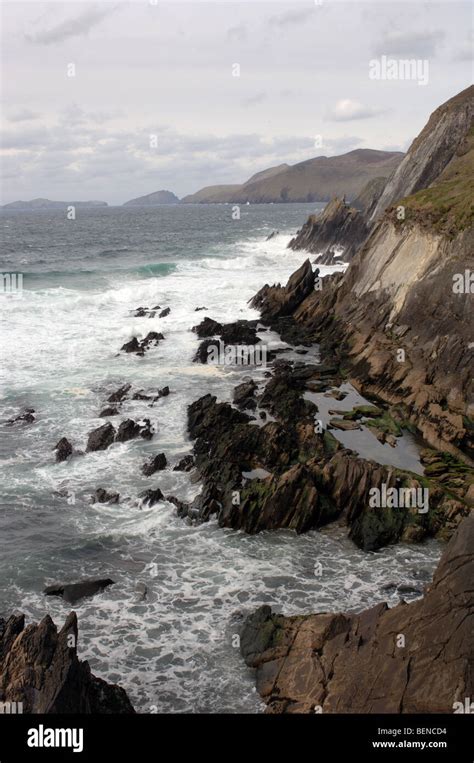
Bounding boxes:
396 126 474 236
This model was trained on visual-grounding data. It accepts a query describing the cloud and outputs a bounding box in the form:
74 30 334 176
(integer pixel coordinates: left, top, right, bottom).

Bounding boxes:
268 8 315 28
325 100 385 122
7 109 40 123
452 31 473 61
25 4 120 45
373 30 445 58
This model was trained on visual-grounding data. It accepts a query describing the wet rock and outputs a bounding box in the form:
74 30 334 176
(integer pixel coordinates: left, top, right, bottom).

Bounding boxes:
0 612 134 713
54 437 73 463
240 515 474 713
266 230 279 240
107 384 131 403
93 488 120 504
135 583 147 601
194 306 207 311
44 578 115 604
192 317 223 338
159 307 170 318
121 337 141 354
99 406 119 417
86 423 116 452
116 418 154 443
249 259 315 320
141 453 167 476
233 379 258 409
166 495 189 516
133 307 148 317
6 408 35 426
141 331 164 350
193 338 219 363
329 417 361 431
139 488 164 507
173 455 194 472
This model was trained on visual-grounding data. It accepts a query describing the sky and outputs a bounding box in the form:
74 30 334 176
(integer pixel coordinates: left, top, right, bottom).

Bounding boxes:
0 0 472 204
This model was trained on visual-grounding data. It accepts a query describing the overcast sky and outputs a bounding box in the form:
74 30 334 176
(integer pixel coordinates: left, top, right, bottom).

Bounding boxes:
1 0 472 204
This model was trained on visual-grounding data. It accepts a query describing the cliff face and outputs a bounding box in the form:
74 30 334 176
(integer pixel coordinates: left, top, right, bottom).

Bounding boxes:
240 514 474 713
255 86 474 460
0 612 134 713
371 85 474 221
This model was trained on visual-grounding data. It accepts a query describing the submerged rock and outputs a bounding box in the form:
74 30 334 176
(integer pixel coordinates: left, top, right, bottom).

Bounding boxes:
6 408 35 426
93 488 120 504
43 578 115 604
54 436 73 462
0 611 134 713
139 488 164 506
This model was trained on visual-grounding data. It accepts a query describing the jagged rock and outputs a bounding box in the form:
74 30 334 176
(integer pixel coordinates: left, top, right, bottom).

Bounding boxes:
141 453 167 476
116 418 153 443
54 437 73 463
99 406 119 417
288 197 369 263
233 379 258 409
93 488 120 504
86 423 116 452
6 408 35 426
159 307 170 318
266 230 279 240
43 578 115 604
141 331 164 350
173 455 194 472
139 488 164 507
194 306 207 311
240 514 474 713
120 337 141 354
107 384 131 403
192 317 223 338
0 612 134 712
249 259 315 320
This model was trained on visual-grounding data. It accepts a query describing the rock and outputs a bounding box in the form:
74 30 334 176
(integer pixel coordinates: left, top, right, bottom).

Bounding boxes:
120 337 141 354
249 259 315 320
6 408 35 426
233 379 258 409
139 488 164 507
141 331 164 350
54 437 73 463
116 418 153 443
266 230 279 240
133 306 148 317
93 488 120 504
141 453 167 476
107 384 131 403
329 417 361 431
159 307 170 318
0 612 134 713
43 578 115 604
173 455 194 472
166 495 189 516
193 338 219 364
99 406 119 417
192 317 223 338
194 306 207 311
157 385 169 398
240 515 474 713
86 423 116 452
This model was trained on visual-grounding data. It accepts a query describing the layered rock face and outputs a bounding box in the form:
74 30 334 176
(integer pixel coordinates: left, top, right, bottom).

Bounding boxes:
256 86 474 462
288 197 369 264
240 514 474 713
0 612 134 713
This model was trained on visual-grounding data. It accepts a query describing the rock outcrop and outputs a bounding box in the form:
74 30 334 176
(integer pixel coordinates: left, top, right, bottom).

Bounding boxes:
240 513 474 713
0 612 134 713
288 197 369 263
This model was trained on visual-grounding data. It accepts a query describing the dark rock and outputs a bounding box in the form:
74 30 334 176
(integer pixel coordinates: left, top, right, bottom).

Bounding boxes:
94 488 120 504
86 423 116 452
6 408 35 426
166 495 189 516
141 331 164 349
0 612 134 713
116 418 154 443
192 317 223 338
194 306 207 311
139 488 164 507
173 455 194 472
120 337 141 354
159 307 170 318
141 453 167 476
107 384 131 403
44 578 115 604
249 259 315 320
266 230 279 240
99 406 119 417
233 379 258 409
54 437 73 463
133 307 148 317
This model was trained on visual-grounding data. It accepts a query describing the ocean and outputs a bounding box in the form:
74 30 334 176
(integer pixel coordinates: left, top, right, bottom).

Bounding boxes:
0 203 440 713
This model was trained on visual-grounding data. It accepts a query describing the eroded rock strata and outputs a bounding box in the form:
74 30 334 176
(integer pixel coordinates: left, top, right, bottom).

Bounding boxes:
0 612 134 713
240 514 474 713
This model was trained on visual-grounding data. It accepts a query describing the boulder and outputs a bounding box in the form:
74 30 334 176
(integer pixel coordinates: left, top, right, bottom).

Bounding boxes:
139 488 164 507
43 578 115 604
54 437 73 463
86 423 116 452
93 488 120 504
141 453 167 476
